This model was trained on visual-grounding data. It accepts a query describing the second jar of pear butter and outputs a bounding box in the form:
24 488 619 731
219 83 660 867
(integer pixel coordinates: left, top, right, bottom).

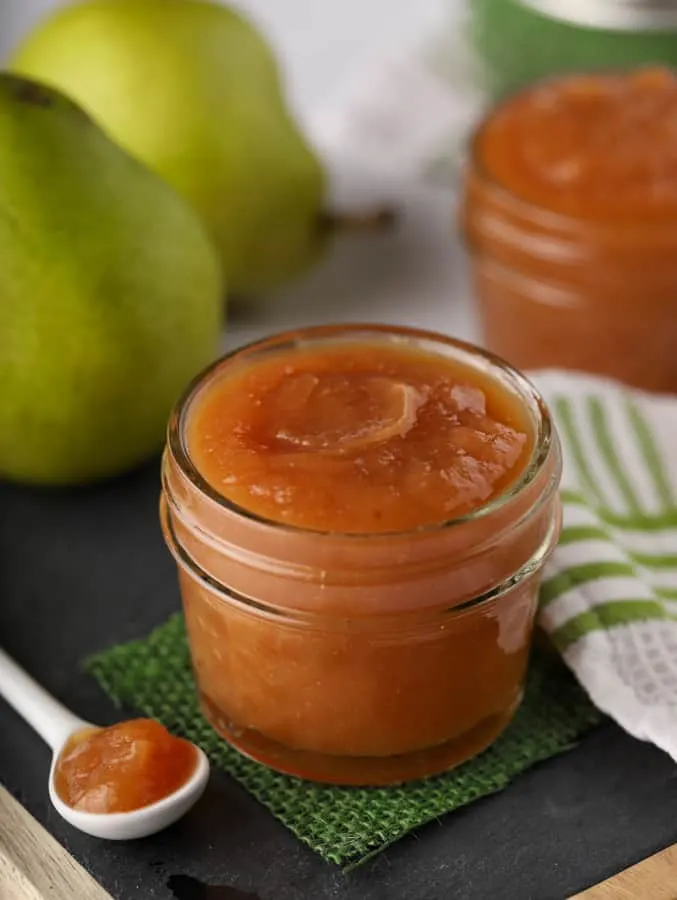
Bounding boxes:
463 67 677 393
161 324 561 785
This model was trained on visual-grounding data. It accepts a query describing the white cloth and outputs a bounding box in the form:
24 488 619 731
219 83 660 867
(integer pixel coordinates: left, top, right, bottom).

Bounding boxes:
533 371 677 762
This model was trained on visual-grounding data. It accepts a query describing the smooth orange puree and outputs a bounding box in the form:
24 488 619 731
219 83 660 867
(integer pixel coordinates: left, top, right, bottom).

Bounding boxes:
477 67 677 219
54 719 197 813
186 341 532 533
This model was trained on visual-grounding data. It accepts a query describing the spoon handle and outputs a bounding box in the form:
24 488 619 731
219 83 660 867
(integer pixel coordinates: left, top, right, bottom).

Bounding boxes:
0 647 90 751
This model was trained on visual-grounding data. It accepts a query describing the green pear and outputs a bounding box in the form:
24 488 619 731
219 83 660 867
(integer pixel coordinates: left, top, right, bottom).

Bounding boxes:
9 0 332 295
0 73 222 486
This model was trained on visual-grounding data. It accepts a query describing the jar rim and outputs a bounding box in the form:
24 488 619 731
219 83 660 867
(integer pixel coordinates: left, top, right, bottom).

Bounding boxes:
167 323 555 541
466 68 677 234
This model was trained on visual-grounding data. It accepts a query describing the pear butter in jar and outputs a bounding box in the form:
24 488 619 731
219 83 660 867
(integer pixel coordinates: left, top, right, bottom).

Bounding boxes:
161 325 562 785
462 67 677 393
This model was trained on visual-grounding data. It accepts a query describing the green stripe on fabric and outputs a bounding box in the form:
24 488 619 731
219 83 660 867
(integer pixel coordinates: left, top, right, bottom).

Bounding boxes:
632 551 677 570
551 600 674 652
560 489 588 506
554 397 607 505
560 489 677 531
587 396 641 514
558 525 677 571
540 561 636 607
655 586 677 600
625 398 675 511
558 525 608 546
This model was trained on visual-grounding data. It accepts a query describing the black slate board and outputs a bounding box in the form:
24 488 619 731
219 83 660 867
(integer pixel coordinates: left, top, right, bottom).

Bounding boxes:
2 464 677 900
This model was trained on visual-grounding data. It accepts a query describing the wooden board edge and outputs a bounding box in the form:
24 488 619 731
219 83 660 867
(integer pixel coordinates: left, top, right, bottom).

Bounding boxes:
570 843 677 899
0 784 113 900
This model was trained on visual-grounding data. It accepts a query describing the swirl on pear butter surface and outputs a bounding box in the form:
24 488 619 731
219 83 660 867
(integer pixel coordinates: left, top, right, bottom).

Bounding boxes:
186 341 532 533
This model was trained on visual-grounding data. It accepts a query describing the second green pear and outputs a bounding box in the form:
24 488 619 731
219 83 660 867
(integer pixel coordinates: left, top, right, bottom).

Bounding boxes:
10 0 328 294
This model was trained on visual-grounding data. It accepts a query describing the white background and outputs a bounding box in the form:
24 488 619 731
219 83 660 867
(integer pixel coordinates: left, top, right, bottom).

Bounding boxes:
0 0 475 350
1 1 448 117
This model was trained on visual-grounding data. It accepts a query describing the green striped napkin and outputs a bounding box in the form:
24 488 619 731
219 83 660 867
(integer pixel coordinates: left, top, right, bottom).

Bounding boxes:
534 371 677 760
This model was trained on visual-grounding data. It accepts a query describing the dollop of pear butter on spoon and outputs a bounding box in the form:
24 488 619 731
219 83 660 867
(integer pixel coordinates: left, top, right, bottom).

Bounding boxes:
0 647 209 840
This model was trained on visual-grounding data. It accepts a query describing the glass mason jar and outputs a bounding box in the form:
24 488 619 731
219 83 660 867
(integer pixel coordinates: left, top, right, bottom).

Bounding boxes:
461 73 677 395
160 325 562 786
467 0 677 99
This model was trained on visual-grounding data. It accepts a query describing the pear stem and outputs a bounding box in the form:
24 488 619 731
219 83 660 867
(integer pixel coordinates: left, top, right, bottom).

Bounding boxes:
318 207 398 235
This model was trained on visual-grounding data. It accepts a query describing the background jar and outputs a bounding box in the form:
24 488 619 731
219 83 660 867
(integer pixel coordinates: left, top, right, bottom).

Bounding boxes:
461 91 677 394
160 325 562 786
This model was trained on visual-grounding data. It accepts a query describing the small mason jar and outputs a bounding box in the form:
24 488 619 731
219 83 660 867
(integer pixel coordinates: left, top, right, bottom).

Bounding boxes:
160 325 562 785
461 68 677 394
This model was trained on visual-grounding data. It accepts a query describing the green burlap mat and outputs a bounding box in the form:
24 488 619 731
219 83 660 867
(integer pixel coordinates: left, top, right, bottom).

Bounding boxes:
86 615 601 867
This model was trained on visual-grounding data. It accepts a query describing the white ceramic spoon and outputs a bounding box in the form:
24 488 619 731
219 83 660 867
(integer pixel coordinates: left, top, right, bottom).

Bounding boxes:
0 646 209 840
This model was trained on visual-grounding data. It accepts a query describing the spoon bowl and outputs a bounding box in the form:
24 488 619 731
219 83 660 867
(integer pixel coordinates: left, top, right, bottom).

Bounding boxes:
48 739 210 840
0 647 211 839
